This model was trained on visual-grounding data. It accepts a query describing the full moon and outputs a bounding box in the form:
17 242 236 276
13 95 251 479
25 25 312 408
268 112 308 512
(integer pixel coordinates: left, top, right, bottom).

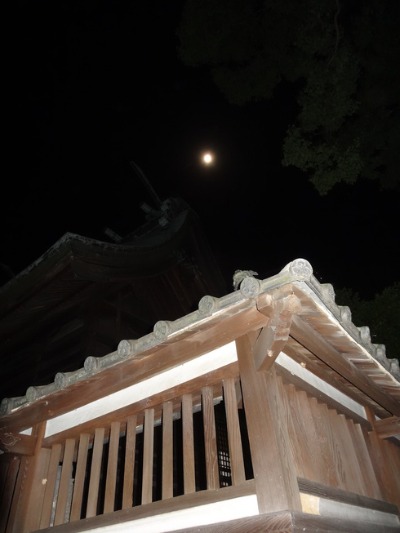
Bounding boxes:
201 152 214 165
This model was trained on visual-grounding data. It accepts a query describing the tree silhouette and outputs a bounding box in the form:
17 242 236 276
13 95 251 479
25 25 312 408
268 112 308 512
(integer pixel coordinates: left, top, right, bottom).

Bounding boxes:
177 0 400 360
177 0 400 194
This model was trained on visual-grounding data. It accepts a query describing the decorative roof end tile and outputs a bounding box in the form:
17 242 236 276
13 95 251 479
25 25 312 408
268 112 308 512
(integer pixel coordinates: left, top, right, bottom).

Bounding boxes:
55 368 87 389
84 356 101 373
26 383 57 402
153 320 172 340
281 258 313 280
198 295 219 316
240 276 261 299
118 339 138 357
1 396 29 416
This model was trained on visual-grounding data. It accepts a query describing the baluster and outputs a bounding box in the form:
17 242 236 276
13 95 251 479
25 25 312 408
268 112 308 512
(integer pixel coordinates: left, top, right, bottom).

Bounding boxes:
104 422 120 513
142 409 154 504
86 428 105 518
70 433 90 521
162 401 173 500
223 378 245 485
122 415 137 509
202 386 219 489
182 394 195 494
54 438 75 525
39 443 62 528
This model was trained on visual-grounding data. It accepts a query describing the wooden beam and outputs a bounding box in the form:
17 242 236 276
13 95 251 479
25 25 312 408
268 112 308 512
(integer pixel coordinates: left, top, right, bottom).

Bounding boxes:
373 416 400 439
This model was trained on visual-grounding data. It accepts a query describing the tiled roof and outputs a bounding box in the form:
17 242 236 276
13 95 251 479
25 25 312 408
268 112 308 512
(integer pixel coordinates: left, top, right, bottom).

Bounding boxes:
1 258 399 419
0 198 227 401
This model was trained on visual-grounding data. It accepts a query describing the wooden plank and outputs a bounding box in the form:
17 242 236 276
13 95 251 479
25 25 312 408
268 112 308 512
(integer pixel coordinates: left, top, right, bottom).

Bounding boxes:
104 421 120 514
162 401 173 500
122 415 137 509
0 455 20 533
182 394 195 494
70 433 90 522
86 427 105 518
201 386 219 490
298 477 398 514
54 438 76 525
279 382 312 481
329 411 364 495
308 398 340 488
142 408 154 504
35 479 257 533
362 423 391 503
346 419 382 500
222 378 245 485
381 439 400 507
39 443 62 528
32 507 400 533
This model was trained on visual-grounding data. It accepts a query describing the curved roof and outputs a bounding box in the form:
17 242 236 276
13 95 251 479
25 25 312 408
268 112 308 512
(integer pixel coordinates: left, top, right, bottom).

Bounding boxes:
1 259 399 430
0 198 226 401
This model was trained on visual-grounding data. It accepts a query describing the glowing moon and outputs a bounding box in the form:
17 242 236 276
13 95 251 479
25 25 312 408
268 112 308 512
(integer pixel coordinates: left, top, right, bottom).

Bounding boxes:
201 151 214 165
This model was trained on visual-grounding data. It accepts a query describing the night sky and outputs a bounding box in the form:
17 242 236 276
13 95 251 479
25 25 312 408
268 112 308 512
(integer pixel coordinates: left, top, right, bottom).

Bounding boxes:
3 1 399 300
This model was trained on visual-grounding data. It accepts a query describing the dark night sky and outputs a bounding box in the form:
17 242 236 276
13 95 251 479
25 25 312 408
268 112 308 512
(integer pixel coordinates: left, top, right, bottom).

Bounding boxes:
3 1 399 299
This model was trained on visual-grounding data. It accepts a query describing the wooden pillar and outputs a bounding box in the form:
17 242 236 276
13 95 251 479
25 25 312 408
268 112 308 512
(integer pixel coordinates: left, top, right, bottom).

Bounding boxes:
236 333 301 514
11 422 51 533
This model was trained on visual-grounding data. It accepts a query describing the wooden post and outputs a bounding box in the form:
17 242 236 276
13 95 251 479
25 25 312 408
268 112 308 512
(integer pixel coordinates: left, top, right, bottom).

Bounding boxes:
222 378 245 485
202 386 219 490
13 421 51 533
236 333 301 514
162 401 173 500
104 422 121 514
122 415 137 509
182 394 196 494
142 409 154 504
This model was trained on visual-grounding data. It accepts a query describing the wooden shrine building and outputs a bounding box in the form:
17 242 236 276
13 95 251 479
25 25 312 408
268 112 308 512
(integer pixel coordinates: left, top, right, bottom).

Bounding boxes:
0 196 226 402
1 258 399 532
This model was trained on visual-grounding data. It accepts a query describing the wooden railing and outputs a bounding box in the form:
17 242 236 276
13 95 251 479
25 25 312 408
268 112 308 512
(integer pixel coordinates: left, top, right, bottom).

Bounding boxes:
1 376 252 529
15 375 253 530
1 333 400 533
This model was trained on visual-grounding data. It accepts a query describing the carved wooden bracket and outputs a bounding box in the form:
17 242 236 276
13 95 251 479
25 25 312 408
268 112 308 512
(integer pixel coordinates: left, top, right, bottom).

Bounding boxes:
0 430 36 455
253 294 300 372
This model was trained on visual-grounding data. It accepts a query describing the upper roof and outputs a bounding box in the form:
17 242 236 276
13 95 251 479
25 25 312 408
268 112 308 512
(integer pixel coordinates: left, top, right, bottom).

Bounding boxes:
0 197 227 401
1 258 399 430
